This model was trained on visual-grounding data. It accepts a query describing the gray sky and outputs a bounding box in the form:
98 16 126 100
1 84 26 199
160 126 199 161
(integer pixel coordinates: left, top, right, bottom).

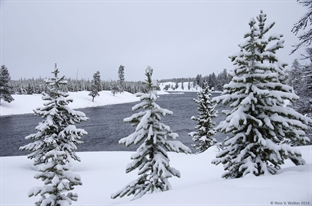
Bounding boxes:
0 0 307 81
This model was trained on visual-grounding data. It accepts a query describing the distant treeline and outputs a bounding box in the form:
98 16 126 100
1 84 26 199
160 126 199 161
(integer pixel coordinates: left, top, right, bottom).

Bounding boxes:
159 69 231 91
8 69 231 95
9 78 147 95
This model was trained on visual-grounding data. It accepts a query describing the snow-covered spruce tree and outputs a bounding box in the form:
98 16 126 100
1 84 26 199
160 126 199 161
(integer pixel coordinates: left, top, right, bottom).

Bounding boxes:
111 66 191 200
89 71 101 102
288 49 312 143
19 66 88 206
189 81 217 153
287 59 304 93
0 65 14 105
118 65 125 93
110 81 119 96
288 56 312 118
291 0 312 54
211 11 311 179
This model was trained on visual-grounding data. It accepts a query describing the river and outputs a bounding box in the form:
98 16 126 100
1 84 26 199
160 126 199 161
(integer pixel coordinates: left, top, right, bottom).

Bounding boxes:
0 92 227 156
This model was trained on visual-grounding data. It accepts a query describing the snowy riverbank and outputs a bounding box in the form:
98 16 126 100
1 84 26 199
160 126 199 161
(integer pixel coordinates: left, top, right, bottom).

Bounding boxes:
0 90 174 116
0 91 142 116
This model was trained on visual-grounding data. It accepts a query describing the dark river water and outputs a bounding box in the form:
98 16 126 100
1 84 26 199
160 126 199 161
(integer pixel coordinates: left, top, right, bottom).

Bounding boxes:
0 92 227 156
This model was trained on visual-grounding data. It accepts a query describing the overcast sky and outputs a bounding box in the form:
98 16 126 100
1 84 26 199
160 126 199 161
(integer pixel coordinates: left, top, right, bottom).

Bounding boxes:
0 0 308 81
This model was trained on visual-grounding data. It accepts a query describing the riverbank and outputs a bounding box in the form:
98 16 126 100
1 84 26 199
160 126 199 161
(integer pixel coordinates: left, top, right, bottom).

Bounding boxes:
0 90 174 116
0 91 139 116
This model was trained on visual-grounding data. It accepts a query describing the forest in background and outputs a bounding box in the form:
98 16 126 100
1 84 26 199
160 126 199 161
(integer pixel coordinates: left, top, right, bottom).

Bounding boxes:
6 68 231 95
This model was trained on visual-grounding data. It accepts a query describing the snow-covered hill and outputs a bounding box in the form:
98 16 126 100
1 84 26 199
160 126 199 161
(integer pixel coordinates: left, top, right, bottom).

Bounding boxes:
1 145 311 205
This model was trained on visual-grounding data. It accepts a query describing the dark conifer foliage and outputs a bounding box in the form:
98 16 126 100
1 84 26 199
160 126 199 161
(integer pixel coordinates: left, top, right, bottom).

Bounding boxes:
0 65 14 105
89 71 101 102
118 65 125 93
291 0 312 54
189 81 217 153
10 77 152 95
287 50 312 143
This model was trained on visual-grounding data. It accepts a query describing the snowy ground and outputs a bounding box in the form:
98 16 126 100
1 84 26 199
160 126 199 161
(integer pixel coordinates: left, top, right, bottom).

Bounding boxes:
1 145 311 206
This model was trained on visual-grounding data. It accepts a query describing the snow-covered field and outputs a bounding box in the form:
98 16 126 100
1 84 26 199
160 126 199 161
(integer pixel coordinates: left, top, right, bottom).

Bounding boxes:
1 146 311 205
0 89 311 205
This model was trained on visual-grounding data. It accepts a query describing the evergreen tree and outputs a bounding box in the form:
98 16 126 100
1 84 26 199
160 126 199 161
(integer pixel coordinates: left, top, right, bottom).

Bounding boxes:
20 66 88 205
212 11 311 179
26 82 34 94
187 81 191 90
208 73 217 89
216 69 231 91
195 74 203 88
111 66 191 200
110 81 119 96
0 65 14 105
287 59 304 93
189 81 217 153
297 63 312 119
291 0 312 54
118 65 125 93
163 84 170 91
89 71 101 102
288 51 312 142
288 58 310 113
300 48 312 99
